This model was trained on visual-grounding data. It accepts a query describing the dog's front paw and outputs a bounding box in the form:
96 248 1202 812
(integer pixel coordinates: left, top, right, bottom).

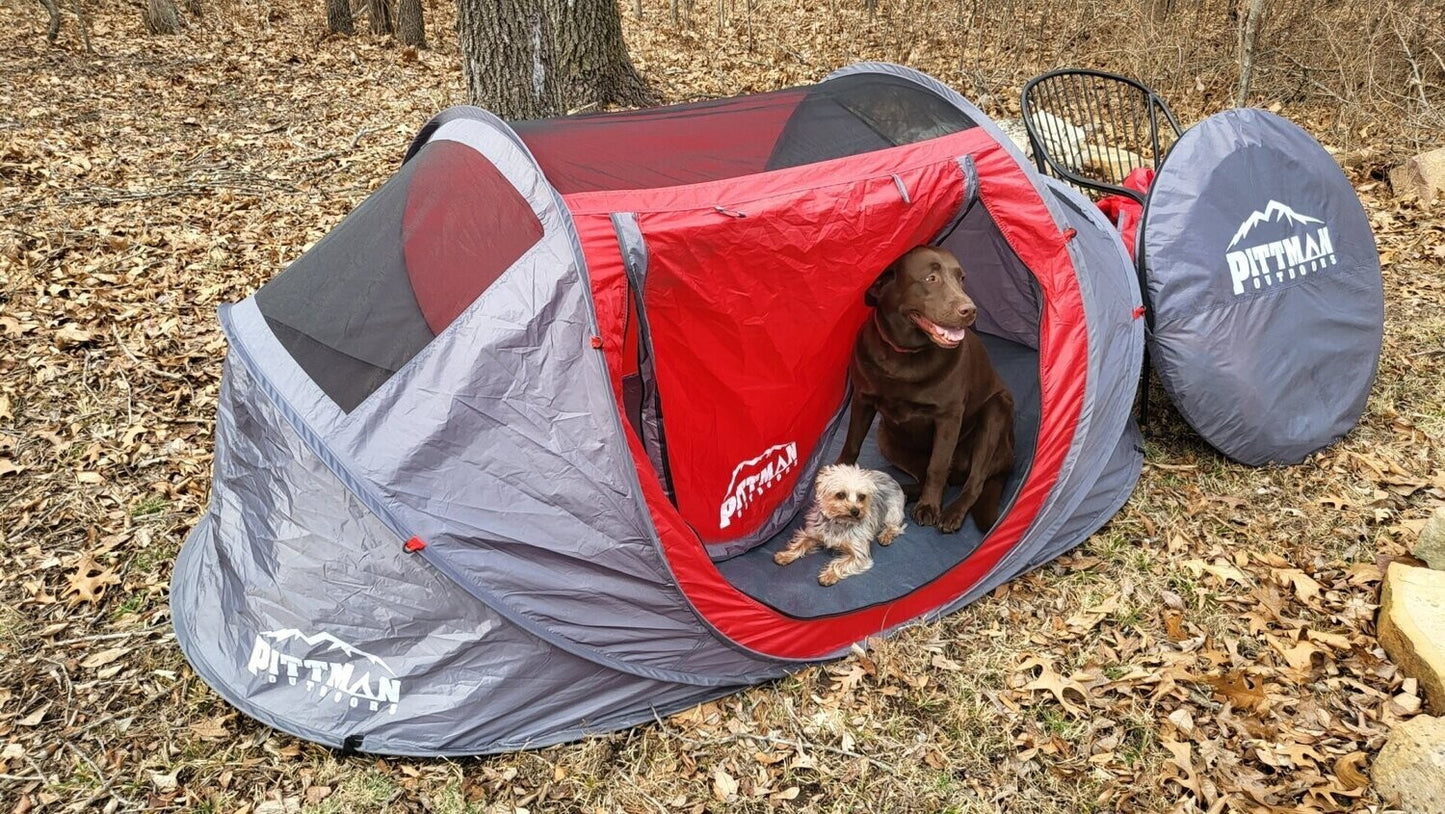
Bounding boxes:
939 505 967 534
913 501 941 527
818 569 840 586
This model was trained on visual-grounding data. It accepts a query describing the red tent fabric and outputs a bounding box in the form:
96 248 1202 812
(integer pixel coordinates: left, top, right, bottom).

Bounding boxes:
1095 166 1155 259
560 126 1087 657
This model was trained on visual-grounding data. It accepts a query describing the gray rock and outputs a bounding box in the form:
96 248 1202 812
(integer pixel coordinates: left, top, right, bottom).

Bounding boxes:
1414 506 1445 570
1389 146 1445 202
1373 714 1445 814
1378 563 1445 713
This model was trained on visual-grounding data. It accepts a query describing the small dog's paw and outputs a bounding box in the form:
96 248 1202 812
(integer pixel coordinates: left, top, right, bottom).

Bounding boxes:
878 524 905 545
939 506 966 534
774 545 805 566
818 569 839 586
913 501 941 527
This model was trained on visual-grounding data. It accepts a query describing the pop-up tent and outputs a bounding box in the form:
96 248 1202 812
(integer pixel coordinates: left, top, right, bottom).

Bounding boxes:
171 63 1144 756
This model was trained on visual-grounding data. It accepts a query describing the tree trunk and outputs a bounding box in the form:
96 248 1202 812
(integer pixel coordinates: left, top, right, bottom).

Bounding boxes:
458 0 651 120
396 0 424 46
38 0 61 42
72 0 93 52
144 0 181 33
367 0 391 35
1235 0 1268 106
326 0 354 34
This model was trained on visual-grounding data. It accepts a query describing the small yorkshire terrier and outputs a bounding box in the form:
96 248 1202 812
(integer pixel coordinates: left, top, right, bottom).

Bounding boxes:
774 464 907 586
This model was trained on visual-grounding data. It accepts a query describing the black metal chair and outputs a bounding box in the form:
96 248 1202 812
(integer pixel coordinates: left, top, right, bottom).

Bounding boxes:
1020 69 1184 425
1020 68 1183 203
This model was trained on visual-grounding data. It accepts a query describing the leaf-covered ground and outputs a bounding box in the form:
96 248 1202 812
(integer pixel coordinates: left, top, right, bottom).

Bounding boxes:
2 0 1444 811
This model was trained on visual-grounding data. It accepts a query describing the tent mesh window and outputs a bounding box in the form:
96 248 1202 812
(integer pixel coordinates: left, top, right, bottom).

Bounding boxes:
256 139 544 412
515 74 981 194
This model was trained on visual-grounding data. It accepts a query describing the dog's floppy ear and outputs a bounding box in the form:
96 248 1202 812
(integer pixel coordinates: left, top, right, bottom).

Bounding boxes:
864 263 896 307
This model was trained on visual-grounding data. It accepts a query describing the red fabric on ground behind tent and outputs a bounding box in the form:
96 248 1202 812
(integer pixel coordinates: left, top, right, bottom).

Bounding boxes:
564 129 1087 660
1095 167 1154 260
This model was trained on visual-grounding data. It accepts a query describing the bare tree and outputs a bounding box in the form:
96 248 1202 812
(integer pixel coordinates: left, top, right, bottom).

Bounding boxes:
326 0 354 34
457 0 651 120
144 0 181 33
71 0 93 51
367 0 391 34
396 0 424 46
38 0 61 42
1235 0 1269 105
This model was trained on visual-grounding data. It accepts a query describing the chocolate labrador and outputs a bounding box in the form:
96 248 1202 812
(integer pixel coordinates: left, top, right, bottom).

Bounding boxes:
837 246 1015 533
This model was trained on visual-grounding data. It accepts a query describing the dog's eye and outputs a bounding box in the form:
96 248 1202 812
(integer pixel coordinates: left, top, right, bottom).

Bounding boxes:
835 491 846 499
925 274 937 283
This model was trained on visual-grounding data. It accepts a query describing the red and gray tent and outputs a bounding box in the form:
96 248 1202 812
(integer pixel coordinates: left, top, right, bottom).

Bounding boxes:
171 63 1144 755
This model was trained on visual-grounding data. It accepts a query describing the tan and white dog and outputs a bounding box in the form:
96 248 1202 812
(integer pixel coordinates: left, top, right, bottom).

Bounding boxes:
774 464 907 585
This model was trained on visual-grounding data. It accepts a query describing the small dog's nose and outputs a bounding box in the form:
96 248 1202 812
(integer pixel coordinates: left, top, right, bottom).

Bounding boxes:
849 506 861 517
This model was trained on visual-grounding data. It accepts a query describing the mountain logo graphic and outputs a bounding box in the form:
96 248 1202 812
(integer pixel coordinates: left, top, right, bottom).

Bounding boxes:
246 628 402 714
719 442 798 529
1225 200 1336 296
262 628 396 675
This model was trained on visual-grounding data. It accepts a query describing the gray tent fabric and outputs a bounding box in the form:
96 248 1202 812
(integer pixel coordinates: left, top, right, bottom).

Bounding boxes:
1141 109 1383 465
172 359 763 756
171 63 1149 756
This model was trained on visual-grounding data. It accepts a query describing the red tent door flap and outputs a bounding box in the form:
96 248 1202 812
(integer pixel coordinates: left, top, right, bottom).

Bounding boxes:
634 156 970 543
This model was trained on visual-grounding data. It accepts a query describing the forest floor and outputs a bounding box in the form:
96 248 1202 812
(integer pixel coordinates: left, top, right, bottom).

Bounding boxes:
2 0 1444 811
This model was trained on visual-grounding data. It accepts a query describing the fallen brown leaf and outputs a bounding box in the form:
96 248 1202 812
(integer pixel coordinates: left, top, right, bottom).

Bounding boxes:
79 647 126 669
1204 671 1269 713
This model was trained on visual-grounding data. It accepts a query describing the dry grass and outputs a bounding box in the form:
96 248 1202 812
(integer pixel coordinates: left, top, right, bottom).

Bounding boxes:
2 0 1444 811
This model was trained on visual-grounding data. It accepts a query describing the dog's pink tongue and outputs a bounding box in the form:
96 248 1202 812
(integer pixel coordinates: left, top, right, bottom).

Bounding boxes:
940 325 967 343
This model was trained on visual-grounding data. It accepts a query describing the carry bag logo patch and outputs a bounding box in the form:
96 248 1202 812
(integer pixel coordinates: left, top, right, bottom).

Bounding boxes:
247 628 401 714
1225 200 1336 296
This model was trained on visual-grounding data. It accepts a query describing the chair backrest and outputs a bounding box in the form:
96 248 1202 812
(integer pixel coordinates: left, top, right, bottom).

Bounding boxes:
1020 69 1182 203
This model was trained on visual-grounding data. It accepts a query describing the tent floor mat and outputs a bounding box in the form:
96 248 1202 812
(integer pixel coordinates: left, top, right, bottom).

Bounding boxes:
715 335 1042 619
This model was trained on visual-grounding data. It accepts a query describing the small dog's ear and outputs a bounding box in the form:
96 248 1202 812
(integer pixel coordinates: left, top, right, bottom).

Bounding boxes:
865 264 896 307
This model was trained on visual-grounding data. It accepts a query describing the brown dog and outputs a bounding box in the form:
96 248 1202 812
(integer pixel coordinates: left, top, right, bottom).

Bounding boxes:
837 246 1015 533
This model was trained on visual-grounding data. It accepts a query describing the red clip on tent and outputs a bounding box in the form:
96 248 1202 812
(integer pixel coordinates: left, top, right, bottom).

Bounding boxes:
171 63 1144 755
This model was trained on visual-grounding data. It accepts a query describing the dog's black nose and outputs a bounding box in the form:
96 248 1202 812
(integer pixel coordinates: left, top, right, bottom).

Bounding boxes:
849 507 861 517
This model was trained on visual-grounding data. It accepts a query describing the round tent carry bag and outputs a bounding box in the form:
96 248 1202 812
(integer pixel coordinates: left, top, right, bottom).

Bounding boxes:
1140 109 1383 466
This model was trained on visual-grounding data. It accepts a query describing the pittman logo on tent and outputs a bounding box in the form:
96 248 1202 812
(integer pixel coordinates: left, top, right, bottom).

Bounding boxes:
247 629 401 714
719 442 798 529
1225 200 1336 296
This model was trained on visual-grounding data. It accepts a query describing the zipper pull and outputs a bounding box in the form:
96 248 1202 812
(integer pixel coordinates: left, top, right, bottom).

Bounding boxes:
713 205 747 219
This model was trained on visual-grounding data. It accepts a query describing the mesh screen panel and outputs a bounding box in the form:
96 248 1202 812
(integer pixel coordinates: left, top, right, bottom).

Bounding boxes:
256 140 542 411
516 74 979 194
